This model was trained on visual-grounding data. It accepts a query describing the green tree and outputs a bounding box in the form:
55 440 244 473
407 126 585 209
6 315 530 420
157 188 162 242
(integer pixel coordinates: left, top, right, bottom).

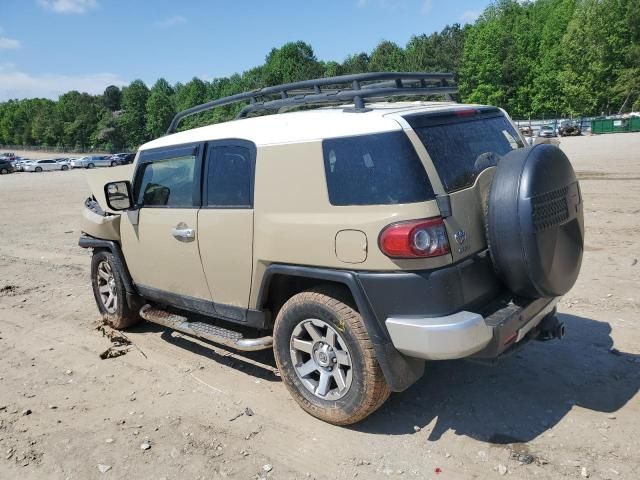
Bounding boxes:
93 111 126 152
119 79 149 147
341 53 370 74
560 0 635 116
174 77 209 130
369 41 405 71
263 41 324 85
145 78 176 138
405 24 467 74
103 85 122 111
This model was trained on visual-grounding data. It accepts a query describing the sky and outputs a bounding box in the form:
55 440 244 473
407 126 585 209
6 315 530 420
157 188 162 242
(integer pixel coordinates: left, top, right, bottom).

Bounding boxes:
0 0 492 101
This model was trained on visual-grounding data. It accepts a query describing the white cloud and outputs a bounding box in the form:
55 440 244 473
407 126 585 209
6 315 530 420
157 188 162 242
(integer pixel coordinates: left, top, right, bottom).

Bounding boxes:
0 63 126 101
0 37 21 49
155 15 187 28
460 10 481 24
38 0 98 14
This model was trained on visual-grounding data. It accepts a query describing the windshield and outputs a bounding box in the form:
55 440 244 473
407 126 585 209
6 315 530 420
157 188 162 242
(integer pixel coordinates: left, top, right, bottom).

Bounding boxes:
407 110 524 193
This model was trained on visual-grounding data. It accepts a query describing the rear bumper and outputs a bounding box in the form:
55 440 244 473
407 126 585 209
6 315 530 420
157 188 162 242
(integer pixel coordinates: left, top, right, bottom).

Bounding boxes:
385 296 559 360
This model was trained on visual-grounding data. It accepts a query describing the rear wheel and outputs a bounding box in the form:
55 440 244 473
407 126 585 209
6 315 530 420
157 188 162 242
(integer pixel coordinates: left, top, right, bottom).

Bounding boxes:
0 168 8 175
61 165 68 171
273 286 390 425
87 163 95 169
91 250 139 329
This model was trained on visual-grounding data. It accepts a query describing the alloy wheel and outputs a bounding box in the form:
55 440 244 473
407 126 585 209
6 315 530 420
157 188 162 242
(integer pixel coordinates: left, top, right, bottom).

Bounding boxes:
96 260 117 314
289 318 353 400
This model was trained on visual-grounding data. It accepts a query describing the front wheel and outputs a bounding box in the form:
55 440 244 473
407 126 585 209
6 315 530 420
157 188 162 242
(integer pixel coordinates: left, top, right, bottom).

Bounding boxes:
0 168 8 175
110 161 116 167
61 165 68 171
35 167 43 172
87 163 95 169
273 286 390 425
91 250 139 329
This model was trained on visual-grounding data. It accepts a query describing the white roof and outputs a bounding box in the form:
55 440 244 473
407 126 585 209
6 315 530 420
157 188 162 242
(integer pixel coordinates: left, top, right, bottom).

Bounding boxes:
140 101 469 151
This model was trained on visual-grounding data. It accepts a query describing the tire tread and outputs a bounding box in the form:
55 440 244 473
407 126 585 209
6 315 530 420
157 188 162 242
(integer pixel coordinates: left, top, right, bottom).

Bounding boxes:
273 285 390 425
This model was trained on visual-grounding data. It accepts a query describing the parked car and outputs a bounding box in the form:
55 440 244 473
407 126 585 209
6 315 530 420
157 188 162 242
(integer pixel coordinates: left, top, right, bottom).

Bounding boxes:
70 155 112 169
0 152 16 161
108 153 136 165
55 158 71 168
538 125 557 138
558 121 582 137
79 72 584 425
13 159 32 171
0 158 14 174
23 159 69 172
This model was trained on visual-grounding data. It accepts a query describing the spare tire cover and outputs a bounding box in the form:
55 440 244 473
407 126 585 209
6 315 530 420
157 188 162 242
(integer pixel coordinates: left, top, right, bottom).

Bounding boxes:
487 144 584 298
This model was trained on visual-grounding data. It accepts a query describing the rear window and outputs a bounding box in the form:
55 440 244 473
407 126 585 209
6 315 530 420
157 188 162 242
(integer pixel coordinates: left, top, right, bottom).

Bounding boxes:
322 131 434 206
408 111 524 193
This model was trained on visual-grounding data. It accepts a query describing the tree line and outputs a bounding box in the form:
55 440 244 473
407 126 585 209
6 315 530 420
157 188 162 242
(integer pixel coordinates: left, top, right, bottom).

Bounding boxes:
0 0 637 152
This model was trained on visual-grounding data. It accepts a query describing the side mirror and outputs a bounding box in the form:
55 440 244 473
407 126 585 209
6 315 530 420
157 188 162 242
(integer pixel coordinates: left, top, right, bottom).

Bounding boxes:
104 181 133 211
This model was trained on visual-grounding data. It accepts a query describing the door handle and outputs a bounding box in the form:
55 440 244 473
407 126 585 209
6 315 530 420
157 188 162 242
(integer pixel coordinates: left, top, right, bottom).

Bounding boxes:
171 227 196 241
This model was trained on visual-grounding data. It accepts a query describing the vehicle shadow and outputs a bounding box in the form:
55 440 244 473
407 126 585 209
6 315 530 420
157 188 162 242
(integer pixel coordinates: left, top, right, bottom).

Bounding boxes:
127 321 280 383
354 313 640 443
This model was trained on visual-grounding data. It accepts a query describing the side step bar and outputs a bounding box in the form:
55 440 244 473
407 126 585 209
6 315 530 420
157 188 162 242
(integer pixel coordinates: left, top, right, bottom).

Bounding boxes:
139 304 273 352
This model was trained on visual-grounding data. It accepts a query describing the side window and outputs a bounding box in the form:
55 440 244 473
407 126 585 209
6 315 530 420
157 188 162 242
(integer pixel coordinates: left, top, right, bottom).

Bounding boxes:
206 145 253 208
135 154 196 207
322 131 435 206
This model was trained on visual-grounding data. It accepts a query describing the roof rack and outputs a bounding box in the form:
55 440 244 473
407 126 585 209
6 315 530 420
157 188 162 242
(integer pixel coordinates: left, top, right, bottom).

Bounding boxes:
166 72 457 134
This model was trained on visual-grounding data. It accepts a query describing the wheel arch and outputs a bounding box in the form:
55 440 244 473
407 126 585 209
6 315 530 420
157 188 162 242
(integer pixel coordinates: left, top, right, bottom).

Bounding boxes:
256 264 425 392
79 235 135 294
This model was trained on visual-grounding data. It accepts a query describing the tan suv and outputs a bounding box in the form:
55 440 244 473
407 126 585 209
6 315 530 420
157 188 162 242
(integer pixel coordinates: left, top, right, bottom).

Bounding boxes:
79 73 584 425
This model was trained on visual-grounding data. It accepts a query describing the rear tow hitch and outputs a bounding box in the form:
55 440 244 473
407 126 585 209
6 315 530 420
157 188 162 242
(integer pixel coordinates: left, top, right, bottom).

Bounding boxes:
536 312 565 341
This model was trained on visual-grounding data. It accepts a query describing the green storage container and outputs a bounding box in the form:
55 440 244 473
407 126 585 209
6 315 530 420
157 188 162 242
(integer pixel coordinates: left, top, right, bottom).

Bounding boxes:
591 117 640 134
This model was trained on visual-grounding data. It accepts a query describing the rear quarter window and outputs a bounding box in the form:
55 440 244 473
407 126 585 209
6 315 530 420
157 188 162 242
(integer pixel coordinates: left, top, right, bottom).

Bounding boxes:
322 131 435 206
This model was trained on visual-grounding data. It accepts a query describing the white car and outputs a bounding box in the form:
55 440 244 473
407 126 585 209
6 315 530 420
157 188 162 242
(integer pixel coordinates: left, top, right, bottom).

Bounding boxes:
23 159 69 172
70 155 112 169
13 158 31 171
55 158 71 168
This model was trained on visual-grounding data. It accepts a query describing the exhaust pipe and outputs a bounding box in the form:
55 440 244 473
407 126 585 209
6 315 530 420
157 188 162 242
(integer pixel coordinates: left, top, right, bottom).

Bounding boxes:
537 313 565 341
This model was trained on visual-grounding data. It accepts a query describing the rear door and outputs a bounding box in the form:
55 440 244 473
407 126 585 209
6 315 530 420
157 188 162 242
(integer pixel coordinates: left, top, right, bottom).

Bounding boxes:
403 108 525 261
45 160 59 171
197 140 255 323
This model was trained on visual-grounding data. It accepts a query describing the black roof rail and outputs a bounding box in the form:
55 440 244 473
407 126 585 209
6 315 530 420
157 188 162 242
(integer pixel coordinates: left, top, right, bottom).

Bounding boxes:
166 72 457 134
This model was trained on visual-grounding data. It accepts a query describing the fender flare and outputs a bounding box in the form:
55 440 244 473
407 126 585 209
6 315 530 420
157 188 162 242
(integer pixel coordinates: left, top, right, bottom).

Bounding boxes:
257 264 425 392
78 235 135 294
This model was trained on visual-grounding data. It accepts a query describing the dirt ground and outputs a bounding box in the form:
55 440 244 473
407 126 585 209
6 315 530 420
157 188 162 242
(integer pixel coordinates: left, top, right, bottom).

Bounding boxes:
1 134 639 480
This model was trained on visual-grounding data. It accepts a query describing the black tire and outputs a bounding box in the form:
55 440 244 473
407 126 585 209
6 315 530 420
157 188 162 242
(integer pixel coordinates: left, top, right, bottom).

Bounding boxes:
90 250 139 329
110 161 116 167
35 167 43 172
273 286 390 425
87 163 95 169
487 144 584 298
61 165 68 171
0 168 8 175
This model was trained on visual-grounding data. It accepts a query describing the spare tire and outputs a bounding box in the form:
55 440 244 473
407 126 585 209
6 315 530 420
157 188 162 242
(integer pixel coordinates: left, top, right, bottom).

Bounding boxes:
486 144 584 298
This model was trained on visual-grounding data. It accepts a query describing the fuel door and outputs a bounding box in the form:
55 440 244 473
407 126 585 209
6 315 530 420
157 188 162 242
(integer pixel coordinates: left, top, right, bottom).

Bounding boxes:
335 230 368 264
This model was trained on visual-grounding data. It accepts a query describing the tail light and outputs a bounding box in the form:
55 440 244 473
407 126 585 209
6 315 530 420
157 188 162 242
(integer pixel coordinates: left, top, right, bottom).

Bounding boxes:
379 217 450 259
